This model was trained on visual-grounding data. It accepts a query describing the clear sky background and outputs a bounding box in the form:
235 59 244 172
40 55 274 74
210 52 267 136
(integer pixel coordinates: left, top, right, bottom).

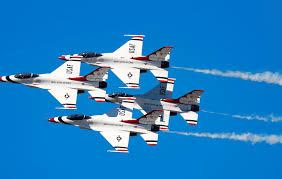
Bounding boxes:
0 0 282 179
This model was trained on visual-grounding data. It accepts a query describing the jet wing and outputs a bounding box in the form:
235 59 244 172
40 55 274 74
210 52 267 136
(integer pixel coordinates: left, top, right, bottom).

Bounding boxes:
48 88 77 109
111 68 140 88
100 130 130 152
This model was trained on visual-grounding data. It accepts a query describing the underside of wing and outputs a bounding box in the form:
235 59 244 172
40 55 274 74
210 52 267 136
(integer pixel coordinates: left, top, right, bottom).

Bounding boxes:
111 68 140 88
100 130 130 152
48 88 78 109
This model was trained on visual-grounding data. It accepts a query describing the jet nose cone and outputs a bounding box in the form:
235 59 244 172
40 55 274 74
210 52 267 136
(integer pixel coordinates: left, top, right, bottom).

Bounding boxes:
58 55 66 60
0 76 5 82
48 118 57 123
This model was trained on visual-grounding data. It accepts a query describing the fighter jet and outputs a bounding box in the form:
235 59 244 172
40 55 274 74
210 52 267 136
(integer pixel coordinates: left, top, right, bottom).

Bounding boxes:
58 35 172 88
0 61 109 109
49 98 162 153
104 79 204 128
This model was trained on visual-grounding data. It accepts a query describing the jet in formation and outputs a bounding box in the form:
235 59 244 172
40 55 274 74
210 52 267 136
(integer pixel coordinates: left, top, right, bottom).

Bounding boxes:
0 61 109 109
59 35 172 88
1 35 204 152
105 79 204 130
49 98 163 153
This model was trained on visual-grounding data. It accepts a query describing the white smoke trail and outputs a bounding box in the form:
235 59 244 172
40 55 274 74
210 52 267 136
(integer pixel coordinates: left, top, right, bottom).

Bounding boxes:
172 66 282 86
202 110 282 122
165 131 282 145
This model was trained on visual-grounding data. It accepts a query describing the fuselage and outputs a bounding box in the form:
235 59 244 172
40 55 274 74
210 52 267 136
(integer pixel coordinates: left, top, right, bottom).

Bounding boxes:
50 115 151 134
0 74 102 91
66 53 168 70
134 97 193 113
105 95 197 114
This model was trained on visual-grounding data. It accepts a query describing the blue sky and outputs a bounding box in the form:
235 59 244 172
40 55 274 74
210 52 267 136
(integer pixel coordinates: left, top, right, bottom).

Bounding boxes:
0 0 282 178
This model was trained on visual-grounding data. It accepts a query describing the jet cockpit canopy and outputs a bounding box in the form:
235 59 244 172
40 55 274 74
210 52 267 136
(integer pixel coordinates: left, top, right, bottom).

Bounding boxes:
79 52 102 58
66 114 91 120
14 73 39 79
108 93 133 98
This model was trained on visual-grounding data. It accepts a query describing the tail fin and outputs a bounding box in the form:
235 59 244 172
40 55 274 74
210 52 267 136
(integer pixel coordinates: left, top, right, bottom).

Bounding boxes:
180 111 198 126
84 67 109 82
177 90 204 105
138 110 163 125
113 35 144 58
140 132 158 146
155 110 170 131
50 61 81 78
69 67 109 83
140 78 175 100
147 46 173 61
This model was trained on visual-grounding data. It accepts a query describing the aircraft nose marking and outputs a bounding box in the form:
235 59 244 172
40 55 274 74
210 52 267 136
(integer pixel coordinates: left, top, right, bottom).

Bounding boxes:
116 135 122 142
48 118 57 123
5 76 17 83
58 56 66 60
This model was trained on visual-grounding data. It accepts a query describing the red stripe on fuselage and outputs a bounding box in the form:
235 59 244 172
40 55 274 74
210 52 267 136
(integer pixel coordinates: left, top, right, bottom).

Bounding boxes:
121 120 139 124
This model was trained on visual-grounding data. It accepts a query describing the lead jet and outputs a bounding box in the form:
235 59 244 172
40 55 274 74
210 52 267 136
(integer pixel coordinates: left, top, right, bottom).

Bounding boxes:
0 61 109 109
49 98 162 153
104 79 204 128
59 35 172 88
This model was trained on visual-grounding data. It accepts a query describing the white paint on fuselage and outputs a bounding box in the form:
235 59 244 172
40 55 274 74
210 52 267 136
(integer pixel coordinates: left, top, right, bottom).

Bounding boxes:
82 53 162 70
57 115 150 134
6 74 99 91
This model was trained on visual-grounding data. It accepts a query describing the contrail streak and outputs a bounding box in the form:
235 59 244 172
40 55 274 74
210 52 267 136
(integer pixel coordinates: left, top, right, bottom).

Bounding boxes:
172 66 282 86
202 110 282 122
165 131 282 145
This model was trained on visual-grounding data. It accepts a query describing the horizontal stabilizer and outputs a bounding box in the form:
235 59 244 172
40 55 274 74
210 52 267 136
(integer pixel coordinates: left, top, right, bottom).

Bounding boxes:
140 133 158 146
150 69 168 83
88 89 106 102
180 111 198 125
